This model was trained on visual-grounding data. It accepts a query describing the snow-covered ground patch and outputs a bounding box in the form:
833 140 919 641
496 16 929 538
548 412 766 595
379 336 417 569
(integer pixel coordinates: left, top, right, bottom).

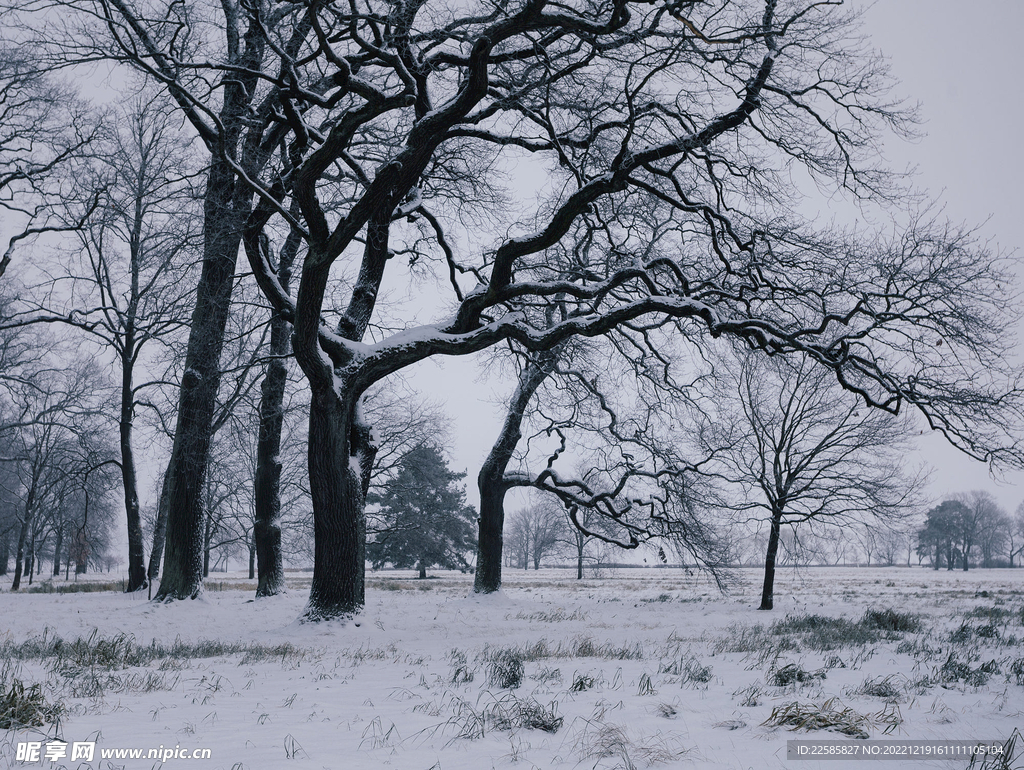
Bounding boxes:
1 566 1022 769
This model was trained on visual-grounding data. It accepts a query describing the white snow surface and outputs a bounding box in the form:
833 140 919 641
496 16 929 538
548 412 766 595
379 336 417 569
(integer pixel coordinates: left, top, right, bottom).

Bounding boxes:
1 566 1022 769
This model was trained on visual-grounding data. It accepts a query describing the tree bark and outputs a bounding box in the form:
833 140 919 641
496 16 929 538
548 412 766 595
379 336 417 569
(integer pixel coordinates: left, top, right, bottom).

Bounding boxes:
0 533 8 575
203 506 212 578
759 509 783 610
254 228 298 598
121 334 147 592
147 462 172 585
301 381 376 620
474 347 562 594
418 560 426 580
154 11 269 600
11 481 37 591
155 157 248 601
52 527 62 577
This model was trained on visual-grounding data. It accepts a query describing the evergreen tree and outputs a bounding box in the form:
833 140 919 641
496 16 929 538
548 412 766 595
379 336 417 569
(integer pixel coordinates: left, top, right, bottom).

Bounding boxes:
368 445 477 579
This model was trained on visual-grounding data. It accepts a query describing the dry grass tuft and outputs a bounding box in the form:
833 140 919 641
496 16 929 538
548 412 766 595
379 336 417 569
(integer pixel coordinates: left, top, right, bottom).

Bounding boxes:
762 698 895 739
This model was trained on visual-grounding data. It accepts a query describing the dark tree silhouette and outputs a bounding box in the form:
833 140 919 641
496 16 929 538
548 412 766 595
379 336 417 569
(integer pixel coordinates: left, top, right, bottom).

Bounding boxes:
367 444 476 579
699 351 920 610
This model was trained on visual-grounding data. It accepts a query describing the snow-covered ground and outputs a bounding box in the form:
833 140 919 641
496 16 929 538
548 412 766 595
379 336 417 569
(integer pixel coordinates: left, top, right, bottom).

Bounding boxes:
1 566 1022 769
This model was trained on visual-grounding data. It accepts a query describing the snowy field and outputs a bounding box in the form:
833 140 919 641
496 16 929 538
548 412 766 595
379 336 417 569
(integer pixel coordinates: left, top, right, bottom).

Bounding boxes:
1 566 1023 770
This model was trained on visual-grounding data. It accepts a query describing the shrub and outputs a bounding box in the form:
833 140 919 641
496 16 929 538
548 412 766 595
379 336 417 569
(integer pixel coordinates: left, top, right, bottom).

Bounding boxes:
570 673 595 692
1009 659 1024 687
938 652 999 687
484 694 562 733
770 615 876 651
851 675 902 701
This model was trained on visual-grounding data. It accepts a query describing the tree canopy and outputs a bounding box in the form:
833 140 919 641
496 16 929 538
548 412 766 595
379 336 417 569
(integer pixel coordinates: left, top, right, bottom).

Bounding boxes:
367 444 477 579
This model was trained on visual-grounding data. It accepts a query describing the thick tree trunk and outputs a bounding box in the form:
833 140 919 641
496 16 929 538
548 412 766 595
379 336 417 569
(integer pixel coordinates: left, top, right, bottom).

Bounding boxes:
0 533 8 575
577 538 584 580
475 465 510 593
254 228 297 598
302 383 376 620
153 7 268 602
156 158 246 602
474 347 562 594
418 560 427 579
759 509 783 610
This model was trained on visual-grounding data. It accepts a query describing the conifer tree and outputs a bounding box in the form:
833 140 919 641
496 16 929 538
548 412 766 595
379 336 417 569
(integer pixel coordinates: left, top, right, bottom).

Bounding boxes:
368 445 476 579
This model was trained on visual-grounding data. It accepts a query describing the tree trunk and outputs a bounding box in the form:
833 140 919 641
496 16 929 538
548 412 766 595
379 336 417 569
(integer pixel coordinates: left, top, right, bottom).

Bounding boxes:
147 462 172 585
153 9 269 602
248 541 256 580
203 509 212 578
11 488 35 590
254 228 297 598
418 560 426 580
52 527 62 577
576 544 584 580
121 343 147 592
475 463 510 593
302 382 376 620
474 347 562 594
154 151 253 602
0 533 8 575
759 509 783 610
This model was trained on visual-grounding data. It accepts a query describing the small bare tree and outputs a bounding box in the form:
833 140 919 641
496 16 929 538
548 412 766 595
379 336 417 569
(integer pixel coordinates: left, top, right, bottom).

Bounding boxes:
699 351 922 610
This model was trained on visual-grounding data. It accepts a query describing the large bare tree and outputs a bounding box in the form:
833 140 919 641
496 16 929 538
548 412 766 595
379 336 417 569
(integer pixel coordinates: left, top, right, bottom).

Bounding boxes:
20 0 1024 621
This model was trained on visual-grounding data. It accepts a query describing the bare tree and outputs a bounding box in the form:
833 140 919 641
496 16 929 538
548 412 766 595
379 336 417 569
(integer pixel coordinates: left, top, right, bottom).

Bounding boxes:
505 502 563 571
1 359 115 590
475 343 564 592
1009 502 1024 568
22 0 1024 621
699 351 921 610
10 100 200 591
557 501 614 580
0 41 97 280
953 490 1005 571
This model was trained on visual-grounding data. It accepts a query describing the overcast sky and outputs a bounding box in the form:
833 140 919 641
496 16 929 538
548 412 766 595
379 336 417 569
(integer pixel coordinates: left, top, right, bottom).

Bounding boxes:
426 0 1024 517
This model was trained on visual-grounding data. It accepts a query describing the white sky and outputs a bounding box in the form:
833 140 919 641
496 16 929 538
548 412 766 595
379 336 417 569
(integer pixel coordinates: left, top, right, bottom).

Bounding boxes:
429 0 1024 517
